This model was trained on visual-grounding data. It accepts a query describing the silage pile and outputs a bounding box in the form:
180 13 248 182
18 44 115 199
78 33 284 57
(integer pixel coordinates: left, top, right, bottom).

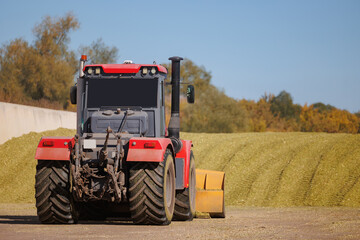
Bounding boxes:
0 128 75 203
183 132 360 207
0 129 359 207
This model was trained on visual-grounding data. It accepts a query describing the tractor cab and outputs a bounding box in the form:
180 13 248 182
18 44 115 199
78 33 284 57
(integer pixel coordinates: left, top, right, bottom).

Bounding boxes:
71 58 168 138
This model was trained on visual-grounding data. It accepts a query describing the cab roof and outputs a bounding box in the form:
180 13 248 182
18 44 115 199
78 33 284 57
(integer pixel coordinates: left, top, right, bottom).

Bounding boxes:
84 64 167 74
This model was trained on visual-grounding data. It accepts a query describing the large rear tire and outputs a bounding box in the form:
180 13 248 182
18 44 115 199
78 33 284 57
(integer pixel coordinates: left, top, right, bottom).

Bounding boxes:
129 149 175 225
35 160 78 224
173 151 196 221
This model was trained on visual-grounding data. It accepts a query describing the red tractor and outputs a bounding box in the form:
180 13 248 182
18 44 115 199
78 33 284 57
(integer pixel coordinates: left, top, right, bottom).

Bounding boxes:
34 56 197 225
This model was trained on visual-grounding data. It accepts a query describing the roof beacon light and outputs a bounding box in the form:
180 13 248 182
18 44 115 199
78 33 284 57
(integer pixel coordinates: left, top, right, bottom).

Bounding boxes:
79 55 87 77
123 60 133 64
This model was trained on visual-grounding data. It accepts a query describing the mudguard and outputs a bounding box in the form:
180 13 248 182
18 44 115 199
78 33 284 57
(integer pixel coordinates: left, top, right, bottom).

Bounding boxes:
127 138 193 190
175 140 192 188
126 137 174 162
35 137 74 161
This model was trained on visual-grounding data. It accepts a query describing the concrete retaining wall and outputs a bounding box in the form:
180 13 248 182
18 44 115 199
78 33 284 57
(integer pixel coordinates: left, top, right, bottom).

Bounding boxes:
0 102 76 144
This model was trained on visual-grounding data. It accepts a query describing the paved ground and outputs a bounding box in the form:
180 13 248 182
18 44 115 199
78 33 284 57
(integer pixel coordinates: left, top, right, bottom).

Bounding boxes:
0 204 360 240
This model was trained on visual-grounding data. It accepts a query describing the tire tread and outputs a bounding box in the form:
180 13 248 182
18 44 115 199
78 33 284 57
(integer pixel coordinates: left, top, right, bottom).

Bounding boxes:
129 149 174 225
173 151 196 221
35 160 76 224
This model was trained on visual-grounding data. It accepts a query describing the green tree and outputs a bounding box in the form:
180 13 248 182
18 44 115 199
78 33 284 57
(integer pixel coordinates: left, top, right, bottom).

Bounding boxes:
78 38 119 64
163 59 213 123
162 59 212 95
312 102 335 113
162 59 248 133
182 85 249 133
270 90 301 120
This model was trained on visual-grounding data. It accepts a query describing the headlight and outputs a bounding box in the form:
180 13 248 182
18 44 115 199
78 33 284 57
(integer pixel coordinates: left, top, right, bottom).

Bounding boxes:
142 68 148 75
151 67 156 74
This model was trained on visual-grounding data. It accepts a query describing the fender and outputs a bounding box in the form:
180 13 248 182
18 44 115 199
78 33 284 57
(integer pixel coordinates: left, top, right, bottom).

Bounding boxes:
175 140 192 189
126 137 174 162
35 137 74 161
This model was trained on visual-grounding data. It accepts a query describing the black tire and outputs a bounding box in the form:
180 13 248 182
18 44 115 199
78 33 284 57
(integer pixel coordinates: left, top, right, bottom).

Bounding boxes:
173 151 196 221
35 160 78 224
129 149 175 225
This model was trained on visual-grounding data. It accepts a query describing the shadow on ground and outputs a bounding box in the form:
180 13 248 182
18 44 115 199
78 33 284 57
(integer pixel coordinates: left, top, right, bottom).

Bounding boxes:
0 215 134 225
0 215 39 224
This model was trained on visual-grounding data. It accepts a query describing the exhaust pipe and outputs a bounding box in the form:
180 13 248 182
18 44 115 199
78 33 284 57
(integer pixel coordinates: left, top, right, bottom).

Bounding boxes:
168 56 183 153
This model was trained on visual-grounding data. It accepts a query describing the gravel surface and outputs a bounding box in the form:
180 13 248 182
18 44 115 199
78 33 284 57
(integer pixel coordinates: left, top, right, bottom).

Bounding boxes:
1 204 360 240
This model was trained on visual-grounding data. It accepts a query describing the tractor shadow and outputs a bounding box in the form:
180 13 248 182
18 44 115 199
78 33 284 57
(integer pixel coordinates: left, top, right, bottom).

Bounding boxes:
0 215 133 225
0 215 39 224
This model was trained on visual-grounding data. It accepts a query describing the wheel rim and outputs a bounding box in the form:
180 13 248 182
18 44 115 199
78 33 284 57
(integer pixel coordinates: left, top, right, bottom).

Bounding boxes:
166 168 174 208
189 165 196 210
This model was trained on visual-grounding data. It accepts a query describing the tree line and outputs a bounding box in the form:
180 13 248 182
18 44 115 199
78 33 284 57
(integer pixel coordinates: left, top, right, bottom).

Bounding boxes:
165 61 360 134
0 13 359 134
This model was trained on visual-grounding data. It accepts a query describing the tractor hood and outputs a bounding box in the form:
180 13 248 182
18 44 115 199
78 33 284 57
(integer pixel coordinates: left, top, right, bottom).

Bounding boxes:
89 110 148 136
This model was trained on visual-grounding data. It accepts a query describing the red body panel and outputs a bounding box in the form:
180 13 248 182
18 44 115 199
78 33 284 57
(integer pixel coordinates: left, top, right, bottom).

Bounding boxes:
84 64 167 74
35 137 74 161
35 136 193 189
176 140 192 188
126 138 173 162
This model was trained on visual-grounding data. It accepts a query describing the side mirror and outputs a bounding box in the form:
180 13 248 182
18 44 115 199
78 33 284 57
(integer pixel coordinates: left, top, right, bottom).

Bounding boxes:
70 85 77 104
187 85 195 104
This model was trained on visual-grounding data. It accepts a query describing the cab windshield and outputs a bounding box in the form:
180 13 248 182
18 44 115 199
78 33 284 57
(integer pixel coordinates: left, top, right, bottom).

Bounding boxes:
86 78 158 108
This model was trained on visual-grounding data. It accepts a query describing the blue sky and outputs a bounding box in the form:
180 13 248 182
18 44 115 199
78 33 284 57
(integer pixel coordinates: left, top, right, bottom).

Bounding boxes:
0 0 359 112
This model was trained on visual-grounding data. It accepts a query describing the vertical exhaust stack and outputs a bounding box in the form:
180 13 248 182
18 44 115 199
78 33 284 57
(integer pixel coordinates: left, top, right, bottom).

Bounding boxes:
168 56 183 153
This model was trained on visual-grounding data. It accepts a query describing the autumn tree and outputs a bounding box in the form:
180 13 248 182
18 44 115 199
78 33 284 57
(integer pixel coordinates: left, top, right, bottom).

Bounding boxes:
0 39 30 103
300 104 359 133
0 13 79 109
241 93 300 132
355 111 360 118
356 111 360 133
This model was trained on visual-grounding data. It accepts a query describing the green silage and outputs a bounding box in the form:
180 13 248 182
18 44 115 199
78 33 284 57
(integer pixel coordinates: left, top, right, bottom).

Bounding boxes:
0 130 359 207
183 132 360 207
0 128 75 203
